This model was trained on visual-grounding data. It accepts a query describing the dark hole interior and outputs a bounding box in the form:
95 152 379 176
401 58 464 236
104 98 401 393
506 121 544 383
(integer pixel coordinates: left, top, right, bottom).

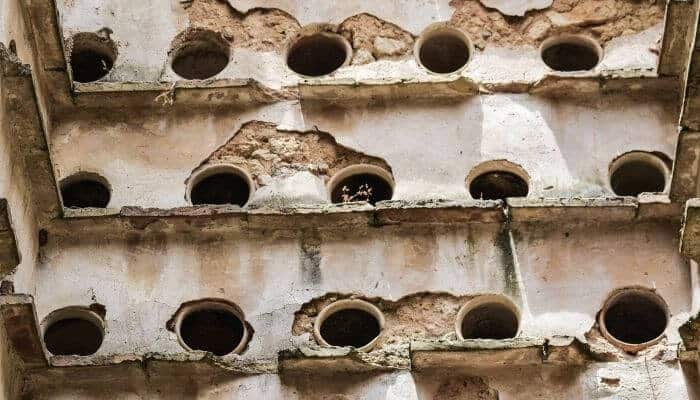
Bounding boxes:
541 41 600 72
470 171 528 200
71 49 114 83
610 160 666 197
603 294 667 345
61 179 111 208
172 42 229 80
44 318 103 356
287 35 347 77
180 309 245 356
331 173 393 205
419 33 470 73
319 308 381 348
460 303 519 339
191 173 250 206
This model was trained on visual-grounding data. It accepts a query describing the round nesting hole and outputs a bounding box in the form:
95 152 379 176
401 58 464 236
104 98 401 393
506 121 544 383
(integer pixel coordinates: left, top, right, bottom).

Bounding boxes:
69 32 117 83
287 33 351 77
540 35 602 72
416 25 472 74
171 29 230 80
609 151 669 197
43 307 104 356
188 165 254 207
314 299 385 352
60 172 111 209
467 161 529 200
599 288 669 352
456 296 520 340
328 164 394 205
175 301 249 356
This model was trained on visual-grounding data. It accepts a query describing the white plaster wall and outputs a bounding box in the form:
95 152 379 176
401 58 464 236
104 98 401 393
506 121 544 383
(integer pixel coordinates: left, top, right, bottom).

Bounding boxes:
50 93 677 208
54 0 662 86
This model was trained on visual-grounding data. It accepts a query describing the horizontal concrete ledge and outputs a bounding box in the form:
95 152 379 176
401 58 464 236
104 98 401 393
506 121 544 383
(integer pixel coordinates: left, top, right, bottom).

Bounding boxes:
279 345 408 373
410 336 591 371
65 73 678 111
50 197 681 235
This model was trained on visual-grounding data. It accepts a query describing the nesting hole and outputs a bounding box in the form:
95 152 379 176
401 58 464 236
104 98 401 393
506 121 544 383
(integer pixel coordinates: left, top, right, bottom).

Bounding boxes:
43 310 104 356
460 302 519 340
60 173 111 209
330 166 394 205
602 291 668 347
171 30 230 80
190 168 252 207
417 28 471 74
319 308 381 349
541 35 601 72
610 152 668 197
179 308 245 356
287 33 349 77
469 171 528 200
70 33 117 83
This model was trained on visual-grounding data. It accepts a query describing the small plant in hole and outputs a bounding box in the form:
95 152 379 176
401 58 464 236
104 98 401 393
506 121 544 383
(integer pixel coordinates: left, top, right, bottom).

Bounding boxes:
469 171 528 200
331 173 392 205
319 308 381 349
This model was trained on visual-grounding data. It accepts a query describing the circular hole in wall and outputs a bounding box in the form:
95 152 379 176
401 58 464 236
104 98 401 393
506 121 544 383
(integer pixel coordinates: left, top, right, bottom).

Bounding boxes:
540 35 602 72
467 161 530 201
329 164 394 205
456 296 520 340
171 29 230 80
600 288 668 351
60 172 111 208
179 308 246 356
609 151 669 197
189 165 254 207
314 299 385 351
287 33 351 77
43 308 104 356
69 33 118 83
416 26 472 74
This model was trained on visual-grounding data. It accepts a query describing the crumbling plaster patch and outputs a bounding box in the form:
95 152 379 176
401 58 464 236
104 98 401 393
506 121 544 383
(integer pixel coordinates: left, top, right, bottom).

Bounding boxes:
189 120 392 189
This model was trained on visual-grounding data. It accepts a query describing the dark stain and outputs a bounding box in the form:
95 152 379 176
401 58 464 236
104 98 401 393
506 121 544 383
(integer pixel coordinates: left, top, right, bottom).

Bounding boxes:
300 230 322 285
495 227 520 300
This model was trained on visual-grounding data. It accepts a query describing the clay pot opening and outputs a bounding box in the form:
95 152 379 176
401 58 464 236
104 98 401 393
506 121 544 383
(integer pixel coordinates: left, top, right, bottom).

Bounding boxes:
328 164 394 205
456 295 520 340
60 172 111 209
599 288 669 352
540 35 602 72
188 164 254 207
286 32 352 77
609 151 669 197
170 29 230 80
42 307 105 356
69 32 117 83
314 299 385 352
467 160 529 200
416 24 473 74
174 300 249 356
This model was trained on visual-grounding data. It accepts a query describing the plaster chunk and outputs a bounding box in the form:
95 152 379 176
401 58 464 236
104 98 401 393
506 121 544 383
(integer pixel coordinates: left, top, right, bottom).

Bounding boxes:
479 0 553 17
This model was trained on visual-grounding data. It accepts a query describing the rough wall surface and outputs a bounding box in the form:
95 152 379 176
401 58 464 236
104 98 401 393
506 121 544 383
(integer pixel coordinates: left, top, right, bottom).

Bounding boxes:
3 0 700 399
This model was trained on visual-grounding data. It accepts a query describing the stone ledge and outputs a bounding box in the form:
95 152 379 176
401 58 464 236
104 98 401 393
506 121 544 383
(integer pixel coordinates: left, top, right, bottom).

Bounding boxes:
0 294 47 369
279 344 408 373
680 198 700 259
0 200 20 276
50 197 681 235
